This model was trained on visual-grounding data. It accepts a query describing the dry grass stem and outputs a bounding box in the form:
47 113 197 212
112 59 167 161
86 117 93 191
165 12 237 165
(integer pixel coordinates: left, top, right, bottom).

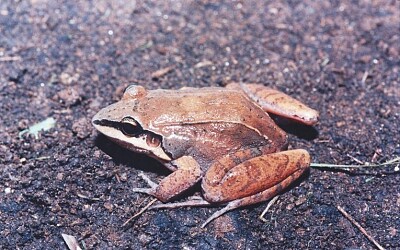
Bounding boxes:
310 156 400 169
122 198 158 227
337 206 385 250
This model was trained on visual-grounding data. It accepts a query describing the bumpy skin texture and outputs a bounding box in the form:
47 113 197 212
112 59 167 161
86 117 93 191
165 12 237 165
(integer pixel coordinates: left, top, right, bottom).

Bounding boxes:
92 83 318 226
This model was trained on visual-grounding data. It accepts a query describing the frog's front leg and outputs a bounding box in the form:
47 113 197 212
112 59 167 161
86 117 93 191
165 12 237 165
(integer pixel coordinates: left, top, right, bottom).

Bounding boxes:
227 82 319 125
133 156 202 202
201 149 310 227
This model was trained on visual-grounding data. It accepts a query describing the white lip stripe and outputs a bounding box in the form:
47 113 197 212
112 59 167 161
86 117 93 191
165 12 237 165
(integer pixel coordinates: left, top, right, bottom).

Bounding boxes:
93 124 172 161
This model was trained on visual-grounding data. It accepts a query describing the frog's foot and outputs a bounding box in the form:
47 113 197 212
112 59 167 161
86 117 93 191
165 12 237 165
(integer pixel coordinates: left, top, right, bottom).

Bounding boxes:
132 172 158 196
137 172 158 189
133 156 202 203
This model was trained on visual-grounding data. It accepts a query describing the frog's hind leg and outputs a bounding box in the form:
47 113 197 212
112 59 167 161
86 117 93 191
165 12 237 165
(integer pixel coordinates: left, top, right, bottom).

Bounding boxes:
200 165 306 228
227 82 319 125
201 149 310 227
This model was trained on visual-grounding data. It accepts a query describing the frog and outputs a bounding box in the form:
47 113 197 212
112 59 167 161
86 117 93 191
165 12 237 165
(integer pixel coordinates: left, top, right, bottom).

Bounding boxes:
92 82 319 227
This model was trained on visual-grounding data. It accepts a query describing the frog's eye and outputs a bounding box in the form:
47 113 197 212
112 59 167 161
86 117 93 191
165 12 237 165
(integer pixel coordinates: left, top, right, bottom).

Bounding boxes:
120 117 142 136
146 133 161 147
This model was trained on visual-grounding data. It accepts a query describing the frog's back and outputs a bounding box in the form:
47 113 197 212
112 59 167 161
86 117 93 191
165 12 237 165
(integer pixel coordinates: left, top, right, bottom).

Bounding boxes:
141 87 266 127
139 87 287 147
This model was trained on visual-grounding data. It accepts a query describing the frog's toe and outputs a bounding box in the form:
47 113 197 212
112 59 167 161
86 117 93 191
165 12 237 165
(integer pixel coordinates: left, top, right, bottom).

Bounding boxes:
133 172 158 196
132 187 155 196
137 172 158 188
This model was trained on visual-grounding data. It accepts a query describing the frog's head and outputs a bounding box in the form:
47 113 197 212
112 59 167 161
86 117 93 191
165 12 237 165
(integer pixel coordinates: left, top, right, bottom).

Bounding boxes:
92 85 172 161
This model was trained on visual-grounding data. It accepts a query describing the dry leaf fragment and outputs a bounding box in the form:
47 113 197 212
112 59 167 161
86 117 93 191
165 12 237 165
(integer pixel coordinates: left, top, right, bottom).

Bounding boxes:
61 233 82 250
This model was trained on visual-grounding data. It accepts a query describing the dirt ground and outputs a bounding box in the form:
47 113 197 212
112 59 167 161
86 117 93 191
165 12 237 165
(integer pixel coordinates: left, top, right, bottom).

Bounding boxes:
0 0 399 249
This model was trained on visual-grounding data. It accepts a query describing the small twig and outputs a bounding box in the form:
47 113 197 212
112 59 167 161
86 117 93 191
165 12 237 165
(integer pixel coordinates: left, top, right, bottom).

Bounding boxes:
361 70 369 84
122 198 158 227
0 56 22 62
337 206 385 250
194 60 213 68
310 156 400 169
35 156 51 161
151 66 174 79
259 195 279 222
76 193 100 201
346 153 364 164
371 149 383 163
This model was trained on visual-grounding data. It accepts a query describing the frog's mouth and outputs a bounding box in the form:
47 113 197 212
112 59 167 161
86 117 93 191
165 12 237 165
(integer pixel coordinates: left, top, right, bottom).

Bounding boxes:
92 119 172 162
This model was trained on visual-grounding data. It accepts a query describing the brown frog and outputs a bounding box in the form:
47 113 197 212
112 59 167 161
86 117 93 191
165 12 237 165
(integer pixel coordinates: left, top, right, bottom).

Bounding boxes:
92 82 319 227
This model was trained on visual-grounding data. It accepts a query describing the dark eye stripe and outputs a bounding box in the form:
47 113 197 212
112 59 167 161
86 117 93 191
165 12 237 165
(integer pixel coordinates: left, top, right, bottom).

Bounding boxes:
93 119 120 127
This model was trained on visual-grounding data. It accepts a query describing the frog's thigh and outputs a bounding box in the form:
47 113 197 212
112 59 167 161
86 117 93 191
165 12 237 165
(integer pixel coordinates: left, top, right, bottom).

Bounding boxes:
154 156 202 202
227 82 319 125
202 149 310 203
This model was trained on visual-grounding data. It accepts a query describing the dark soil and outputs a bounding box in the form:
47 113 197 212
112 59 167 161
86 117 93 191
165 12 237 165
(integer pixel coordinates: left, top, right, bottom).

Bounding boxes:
1 1 399 249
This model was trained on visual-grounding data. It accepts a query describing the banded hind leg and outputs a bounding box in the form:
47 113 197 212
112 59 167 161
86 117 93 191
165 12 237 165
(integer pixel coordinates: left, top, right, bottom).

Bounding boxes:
200 149 310 227
226 82 319 125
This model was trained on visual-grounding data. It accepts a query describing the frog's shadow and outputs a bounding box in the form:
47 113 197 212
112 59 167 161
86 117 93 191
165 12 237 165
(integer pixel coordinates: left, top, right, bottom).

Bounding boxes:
271 115 319 140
